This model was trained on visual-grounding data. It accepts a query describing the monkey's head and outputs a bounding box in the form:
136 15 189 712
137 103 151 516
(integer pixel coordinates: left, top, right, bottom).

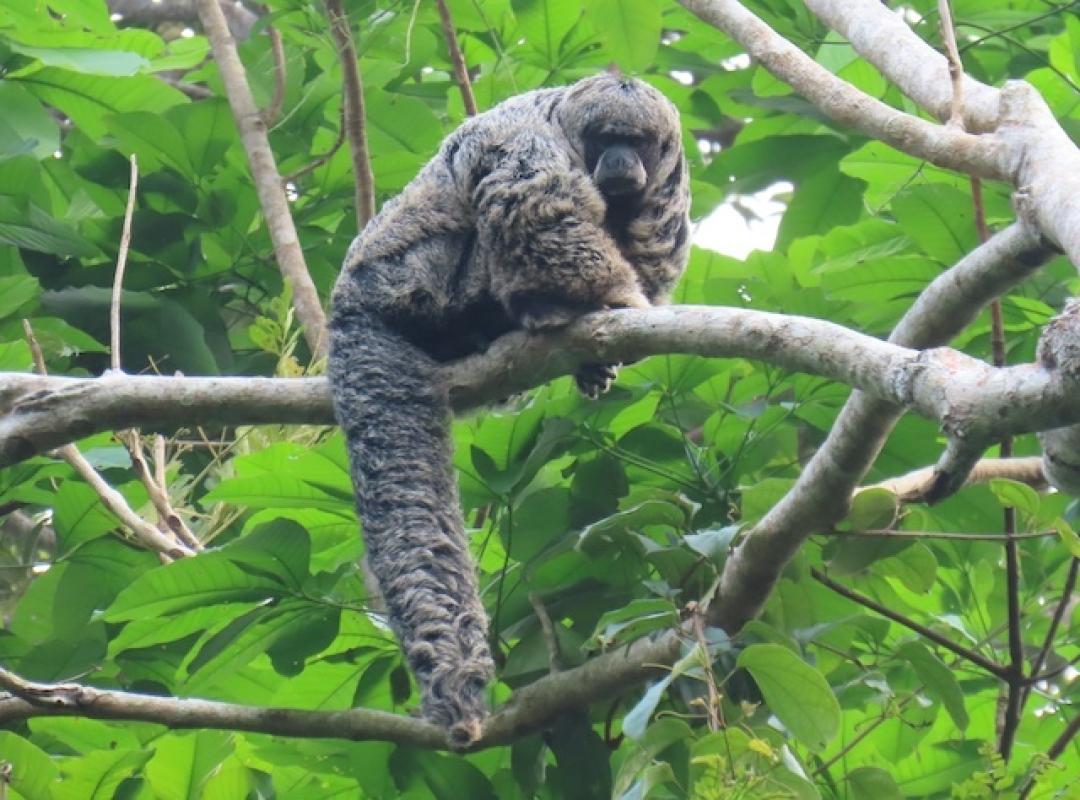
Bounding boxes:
557 73 683 201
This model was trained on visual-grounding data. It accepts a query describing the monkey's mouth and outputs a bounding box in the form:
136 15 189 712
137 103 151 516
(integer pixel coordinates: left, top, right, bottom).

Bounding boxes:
598 175 646 197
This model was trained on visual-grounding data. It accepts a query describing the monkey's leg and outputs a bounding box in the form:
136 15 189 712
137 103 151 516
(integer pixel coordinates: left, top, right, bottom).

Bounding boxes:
329 306 493 748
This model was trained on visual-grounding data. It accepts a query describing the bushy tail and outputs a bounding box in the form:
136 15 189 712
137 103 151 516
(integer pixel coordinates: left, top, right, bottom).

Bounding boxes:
329 307 494 747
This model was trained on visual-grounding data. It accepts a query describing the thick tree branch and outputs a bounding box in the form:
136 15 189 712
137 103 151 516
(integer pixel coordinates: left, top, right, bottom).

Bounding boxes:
0 633 681 750
108 0 258 40
4 296 1080 470
709 222 1054 632
802 0 1000 132
193 0 329 357
676 0 1005 179
803 0 1080 270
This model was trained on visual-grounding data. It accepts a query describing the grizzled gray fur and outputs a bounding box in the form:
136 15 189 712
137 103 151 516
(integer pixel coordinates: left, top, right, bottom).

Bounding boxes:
328 73 690 746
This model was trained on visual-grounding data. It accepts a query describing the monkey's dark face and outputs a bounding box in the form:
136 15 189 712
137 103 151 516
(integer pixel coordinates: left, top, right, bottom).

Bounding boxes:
586 132 651 198
559 74 681 202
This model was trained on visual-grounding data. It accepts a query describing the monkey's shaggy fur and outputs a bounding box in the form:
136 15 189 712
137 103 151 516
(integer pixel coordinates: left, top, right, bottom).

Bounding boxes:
328 74 690 746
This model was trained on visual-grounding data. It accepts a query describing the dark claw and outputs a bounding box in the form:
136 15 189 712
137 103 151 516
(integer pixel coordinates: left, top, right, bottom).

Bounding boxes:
575 362 620 398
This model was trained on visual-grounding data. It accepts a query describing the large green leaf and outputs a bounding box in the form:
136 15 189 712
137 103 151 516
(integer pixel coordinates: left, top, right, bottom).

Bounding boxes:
737 643 841 752
103 555 286 621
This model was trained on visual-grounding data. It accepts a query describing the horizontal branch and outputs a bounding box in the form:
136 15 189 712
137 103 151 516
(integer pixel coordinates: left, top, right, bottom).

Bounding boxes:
0 633 682 750
2 301 1079 469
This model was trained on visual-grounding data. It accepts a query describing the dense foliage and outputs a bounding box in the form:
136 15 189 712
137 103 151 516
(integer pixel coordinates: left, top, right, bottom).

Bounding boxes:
0 0 1078 797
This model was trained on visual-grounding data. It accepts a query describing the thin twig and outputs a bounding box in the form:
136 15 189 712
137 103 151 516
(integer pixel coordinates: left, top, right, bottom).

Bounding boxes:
831 529 1057 542
689 603 721 732
1022 557 1079 705
811 568 1011 680
285 102 347 183
20 321 192 560
263 19 287 126
109 155 138 372
937 0 965 127
435 0 478 116
528 593 563 673
325 0 376 230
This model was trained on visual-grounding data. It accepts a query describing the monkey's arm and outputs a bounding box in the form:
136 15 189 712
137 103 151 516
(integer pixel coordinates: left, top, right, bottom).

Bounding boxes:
474 132 650 328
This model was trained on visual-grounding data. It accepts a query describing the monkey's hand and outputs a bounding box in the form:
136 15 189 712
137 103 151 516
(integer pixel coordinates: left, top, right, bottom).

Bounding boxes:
575 362 620 398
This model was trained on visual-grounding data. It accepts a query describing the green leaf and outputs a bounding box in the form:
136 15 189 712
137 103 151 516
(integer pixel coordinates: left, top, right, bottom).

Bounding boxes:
898 641 969 731
143 731 233 800
7 42 148 75
224 518 312 590
0 82 58 158
514 0 584 70
847 766 903 800
16 68 185 140
584 598 677 650
893 186 977 265
202 474 346 512
0 732 58 800
52 748 153 800
989 478 1041 517
737 643 840 752
0 196 97 256
842 488 900 531
104 554 285 621
584 0 661 72
880 543 937 595
1052 517 1080 557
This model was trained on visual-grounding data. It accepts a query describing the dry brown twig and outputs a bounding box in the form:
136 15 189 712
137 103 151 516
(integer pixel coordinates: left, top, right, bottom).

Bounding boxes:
107 156 201 553
325 0 376 230
20 321 192 560
193 0 328 357
435 0 478 116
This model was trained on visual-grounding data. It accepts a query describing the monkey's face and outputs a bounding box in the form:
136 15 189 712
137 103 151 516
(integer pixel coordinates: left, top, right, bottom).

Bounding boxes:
558 74 682 201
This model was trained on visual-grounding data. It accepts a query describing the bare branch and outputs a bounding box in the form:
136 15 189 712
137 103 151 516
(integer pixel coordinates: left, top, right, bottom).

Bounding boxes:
193 0 328 357
862 456 1046 504
802 0 1000 131
0 633 682 750
803 0 1080 270
936 0 965 127
20 322 192 559
107 0 259 40
109 155 138 373
325 0 376 230
435 0 478 117
676 0 1005 179
812 568 1011 680
5 291 1080 471
709 221 1054 633
263 19 287 127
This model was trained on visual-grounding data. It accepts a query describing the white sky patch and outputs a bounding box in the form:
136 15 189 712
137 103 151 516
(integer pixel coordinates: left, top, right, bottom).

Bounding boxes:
721 53 751 71
693 182 789 259
181 27 196 38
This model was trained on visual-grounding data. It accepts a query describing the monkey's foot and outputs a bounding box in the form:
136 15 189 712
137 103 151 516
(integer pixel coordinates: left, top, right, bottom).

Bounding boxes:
576 362 620 398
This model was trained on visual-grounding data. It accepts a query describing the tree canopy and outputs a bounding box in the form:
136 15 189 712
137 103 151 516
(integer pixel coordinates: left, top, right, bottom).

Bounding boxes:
0 0 1078 797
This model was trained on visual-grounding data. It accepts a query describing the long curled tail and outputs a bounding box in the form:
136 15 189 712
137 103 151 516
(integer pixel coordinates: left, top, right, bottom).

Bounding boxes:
328 306 494 747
